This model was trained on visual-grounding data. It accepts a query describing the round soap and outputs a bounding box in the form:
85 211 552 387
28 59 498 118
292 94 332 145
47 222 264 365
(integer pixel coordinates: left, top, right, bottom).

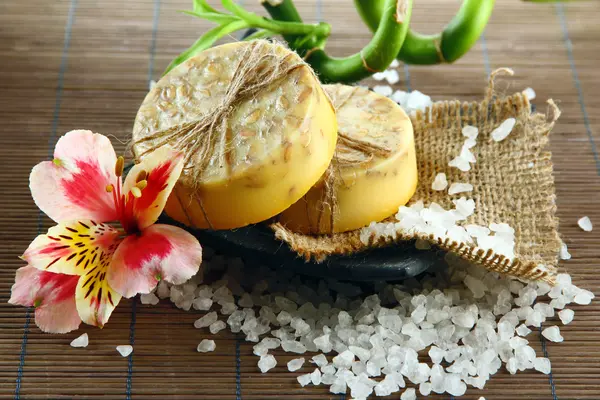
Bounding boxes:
278 84 417 234
132 41 337 230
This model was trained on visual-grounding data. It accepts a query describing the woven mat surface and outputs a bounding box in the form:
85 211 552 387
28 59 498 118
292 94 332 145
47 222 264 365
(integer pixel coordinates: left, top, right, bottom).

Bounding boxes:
1 0 599 399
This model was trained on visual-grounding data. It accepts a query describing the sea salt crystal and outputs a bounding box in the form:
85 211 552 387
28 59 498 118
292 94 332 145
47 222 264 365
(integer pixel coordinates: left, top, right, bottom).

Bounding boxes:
297 373 312 387
374 374 399 396
432 173 448 191
70 333 89 348
373 72 386 81
542 326 564 342
385 69 400 84
449 156 471 172
116 345 133 357
428 346 446 364
534 357 551 374
405 90 432 112
577 216 593 231
258 354 277 373
400 388 416 400
333 350 355 369
310 368 322 385
462 125 479 139
448 183 473 195
209 320 226 334
287 357 305 371
281 340 307 354
197 339 216 352
523 87 536 100
558 309 574 325
192 298 213 311
373 85 393 97
516 324 532 336
560 243 571 260
194 312 218 329
491 118 516 142
349 345 371 363
140 292 159 305
452 312 475 329
574 290 594 305
392 90 409 104
329 377 347 394
419 382 432 396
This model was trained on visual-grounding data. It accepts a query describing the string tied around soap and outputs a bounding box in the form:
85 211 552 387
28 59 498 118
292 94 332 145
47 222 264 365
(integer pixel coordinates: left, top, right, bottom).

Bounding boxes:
315 86 394 234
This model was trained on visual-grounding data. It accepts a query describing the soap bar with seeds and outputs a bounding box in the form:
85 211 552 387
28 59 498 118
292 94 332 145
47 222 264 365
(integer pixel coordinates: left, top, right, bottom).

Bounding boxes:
278 84 417 234
133 41 337 230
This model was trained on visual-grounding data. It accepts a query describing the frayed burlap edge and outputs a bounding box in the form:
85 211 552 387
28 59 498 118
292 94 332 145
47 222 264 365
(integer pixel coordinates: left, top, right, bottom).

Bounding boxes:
272 69 562 285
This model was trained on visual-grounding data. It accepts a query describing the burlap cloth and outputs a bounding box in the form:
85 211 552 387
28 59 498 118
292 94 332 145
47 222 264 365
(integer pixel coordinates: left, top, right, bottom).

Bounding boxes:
272 70 562 284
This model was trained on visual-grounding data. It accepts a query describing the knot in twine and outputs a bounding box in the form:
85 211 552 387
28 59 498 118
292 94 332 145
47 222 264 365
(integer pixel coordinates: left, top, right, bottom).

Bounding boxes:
315 87 394 234
132 40 305 186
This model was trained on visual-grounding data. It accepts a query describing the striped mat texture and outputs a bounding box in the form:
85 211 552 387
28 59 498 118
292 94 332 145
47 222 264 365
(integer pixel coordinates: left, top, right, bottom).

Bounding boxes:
0 0 599 399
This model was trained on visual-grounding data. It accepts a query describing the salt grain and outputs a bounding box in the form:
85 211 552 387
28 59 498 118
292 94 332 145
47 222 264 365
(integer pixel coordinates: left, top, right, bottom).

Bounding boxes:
462 125 479 139
559 243 572 260
197 339 216 352
577 216 593 232
523 87 536 100
491 118 516 142
449 156 471 172
558 309 574 325
194 312 218 329
140 292 160 305
287 357 305 371
448 183 473 195
311 354 328 367
400 387 417 400
373 85 393 97
258 354 277 373
209 320 226 334
533 357 551 374
432 173 448 191
70 333 88 348
116 345 133 357
542 326 564 342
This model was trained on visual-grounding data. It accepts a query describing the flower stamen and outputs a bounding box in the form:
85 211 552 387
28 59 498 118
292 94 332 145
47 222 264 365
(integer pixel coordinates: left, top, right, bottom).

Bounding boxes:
130 187 142 198
115 156 125 178
105 184 114 193
135 180 147 190
136 170 147 183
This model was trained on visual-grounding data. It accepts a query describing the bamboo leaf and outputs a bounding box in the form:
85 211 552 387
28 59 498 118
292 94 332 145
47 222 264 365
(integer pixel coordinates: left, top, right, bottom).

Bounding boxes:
164 20 249 75
182 10 239 25
193 0 219 13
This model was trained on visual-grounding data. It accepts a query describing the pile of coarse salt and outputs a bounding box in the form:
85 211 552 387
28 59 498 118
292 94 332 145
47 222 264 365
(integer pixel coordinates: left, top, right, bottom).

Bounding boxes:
141 86 594 399
149 242 593 399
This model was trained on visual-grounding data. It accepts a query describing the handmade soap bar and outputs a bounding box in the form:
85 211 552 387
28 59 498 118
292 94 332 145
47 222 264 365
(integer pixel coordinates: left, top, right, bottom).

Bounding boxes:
132 41 337 229
278 84 417 234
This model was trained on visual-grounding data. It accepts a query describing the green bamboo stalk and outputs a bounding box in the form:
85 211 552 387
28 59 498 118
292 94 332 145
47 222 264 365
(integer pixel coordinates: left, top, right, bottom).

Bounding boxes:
306 0 413 83
355 0 495 65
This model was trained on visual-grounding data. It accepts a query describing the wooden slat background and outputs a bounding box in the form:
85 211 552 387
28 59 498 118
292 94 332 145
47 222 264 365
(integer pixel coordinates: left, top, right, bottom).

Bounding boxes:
1 0 599 399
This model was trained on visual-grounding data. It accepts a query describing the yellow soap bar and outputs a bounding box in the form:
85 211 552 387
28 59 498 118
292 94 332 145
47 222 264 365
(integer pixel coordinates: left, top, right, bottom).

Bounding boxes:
132 41 337 230
278 84 417 234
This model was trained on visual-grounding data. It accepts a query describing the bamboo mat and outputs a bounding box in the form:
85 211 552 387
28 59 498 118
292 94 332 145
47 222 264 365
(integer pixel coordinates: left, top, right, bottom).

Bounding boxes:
1 0 599 399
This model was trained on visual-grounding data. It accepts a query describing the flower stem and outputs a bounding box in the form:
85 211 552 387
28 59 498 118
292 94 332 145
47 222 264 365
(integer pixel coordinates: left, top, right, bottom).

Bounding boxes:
306 0 413 83
355 0 495 65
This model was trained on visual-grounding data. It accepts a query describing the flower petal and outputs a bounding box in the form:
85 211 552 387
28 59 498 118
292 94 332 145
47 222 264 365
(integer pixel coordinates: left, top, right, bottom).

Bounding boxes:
75 263 122 328
22 220 121 276
123 147 184 230
108 224 202 298
30 130 118 223
9 265 81 333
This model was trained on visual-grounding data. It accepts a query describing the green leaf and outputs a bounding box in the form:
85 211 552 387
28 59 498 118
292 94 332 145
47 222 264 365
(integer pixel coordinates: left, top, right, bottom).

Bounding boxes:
181 10 239 25
164 20 249 75
193 0 218 13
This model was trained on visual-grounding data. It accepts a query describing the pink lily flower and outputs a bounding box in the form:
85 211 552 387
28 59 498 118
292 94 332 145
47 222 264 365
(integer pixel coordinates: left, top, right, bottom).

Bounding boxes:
9 130 202 333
